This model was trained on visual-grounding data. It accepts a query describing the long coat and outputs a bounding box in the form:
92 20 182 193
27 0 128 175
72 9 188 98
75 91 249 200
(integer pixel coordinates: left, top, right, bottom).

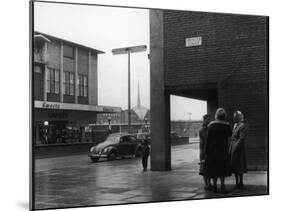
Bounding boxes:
205 121 232 178
229 122 247 174
199 126 208 175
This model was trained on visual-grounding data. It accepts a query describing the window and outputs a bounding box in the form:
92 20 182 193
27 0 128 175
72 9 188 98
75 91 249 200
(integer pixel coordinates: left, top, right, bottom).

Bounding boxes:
46 68 60 94
63 71 74 96
63 45 74 59
78 74 88 97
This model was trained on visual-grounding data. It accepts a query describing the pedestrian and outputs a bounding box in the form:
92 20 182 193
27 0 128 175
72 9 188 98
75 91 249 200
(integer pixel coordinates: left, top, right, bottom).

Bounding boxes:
205 108 232 193
199 114 212 190
229 110 247 189
142 139 150 171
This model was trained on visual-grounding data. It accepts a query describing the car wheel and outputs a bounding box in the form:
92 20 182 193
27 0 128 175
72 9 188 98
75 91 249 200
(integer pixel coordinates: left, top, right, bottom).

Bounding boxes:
135 147 142 157
108 152 117 160
91 157 99 162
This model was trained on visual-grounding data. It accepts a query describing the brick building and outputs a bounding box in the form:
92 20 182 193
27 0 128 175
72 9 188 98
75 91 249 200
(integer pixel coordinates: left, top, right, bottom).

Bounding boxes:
33 32 121 145
150 10 268 170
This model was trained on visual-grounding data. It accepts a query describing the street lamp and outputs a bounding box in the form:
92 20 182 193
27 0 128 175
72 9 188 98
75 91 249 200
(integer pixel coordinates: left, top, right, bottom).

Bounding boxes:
43 121 49 144
112 45 147 134
144 117 148 133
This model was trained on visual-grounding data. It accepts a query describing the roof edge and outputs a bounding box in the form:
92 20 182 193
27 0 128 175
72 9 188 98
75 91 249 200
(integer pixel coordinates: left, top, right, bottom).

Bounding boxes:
34 31 105 54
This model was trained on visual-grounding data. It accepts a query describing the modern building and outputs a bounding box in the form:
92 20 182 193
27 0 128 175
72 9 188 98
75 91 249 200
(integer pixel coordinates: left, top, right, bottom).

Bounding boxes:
33 32 121 145
150 10 268 170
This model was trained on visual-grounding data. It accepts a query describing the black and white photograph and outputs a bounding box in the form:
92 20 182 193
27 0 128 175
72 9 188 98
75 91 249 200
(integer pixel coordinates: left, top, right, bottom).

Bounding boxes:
30 0 269 210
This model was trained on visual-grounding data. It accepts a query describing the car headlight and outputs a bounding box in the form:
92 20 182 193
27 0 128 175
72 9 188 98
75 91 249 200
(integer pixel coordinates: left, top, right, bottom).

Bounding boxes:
102 148 110 153
90 147 95 153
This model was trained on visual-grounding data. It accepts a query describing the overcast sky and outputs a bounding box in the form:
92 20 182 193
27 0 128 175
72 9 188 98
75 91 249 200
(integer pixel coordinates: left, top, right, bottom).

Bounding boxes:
34 2 206 120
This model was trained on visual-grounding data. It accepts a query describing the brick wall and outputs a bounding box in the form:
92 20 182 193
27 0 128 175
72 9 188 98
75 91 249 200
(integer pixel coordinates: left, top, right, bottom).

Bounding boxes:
163 11 268 169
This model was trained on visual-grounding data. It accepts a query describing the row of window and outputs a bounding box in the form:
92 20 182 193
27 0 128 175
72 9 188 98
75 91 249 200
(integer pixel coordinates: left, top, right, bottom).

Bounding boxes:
46 68 88 97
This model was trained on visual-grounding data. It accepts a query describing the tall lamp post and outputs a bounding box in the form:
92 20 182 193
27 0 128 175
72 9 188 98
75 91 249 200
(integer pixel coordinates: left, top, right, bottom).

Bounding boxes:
112 45 147 134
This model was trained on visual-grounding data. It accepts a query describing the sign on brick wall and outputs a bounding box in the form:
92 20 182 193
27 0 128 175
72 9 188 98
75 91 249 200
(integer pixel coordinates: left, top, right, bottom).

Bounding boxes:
185 36 202 47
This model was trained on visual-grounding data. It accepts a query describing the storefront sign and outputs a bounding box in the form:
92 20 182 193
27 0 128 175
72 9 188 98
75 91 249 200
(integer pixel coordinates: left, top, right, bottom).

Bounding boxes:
35 100 121 113
103 107 114 112
185 36 202 47
42 102 60 109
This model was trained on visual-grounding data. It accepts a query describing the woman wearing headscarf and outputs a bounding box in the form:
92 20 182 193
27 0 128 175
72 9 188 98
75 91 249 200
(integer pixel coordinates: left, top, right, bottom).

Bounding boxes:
205 108 232 193
229 110 247 189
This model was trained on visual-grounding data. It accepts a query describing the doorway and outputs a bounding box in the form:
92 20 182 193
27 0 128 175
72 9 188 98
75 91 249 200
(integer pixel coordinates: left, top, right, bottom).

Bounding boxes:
170 95 207 170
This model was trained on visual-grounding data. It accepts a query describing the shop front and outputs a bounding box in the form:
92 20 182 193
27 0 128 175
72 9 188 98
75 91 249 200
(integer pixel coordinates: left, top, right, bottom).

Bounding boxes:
34 101 122 156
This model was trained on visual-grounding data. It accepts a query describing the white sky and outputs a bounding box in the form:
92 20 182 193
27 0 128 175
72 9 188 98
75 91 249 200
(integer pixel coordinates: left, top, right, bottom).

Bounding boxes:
34 2 206 120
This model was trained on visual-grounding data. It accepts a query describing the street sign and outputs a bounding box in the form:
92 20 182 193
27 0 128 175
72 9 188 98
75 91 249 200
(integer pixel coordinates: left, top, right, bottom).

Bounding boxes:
185 37 202 47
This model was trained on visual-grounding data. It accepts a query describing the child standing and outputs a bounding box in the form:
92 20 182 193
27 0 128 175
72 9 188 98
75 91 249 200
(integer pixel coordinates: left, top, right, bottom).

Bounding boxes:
142 139 150 171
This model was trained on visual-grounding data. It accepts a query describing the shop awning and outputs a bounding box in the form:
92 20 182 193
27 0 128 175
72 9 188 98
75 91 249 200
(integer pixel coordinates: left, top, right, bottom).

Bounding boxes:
34 101 121 113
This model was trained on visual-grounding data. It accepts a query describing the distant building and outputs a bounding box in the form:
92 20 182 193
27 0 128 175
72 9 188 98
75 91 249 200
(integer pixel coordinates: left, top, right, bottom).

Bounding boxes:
33 32 121 145
96 82 150 124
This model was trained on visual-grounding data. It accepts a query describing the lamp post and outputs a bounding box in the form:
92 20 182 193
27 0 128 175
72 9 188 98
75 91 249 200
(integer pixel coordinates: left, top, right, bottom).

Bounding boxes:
112 45 147 134
187 113 192 137
43 121 49 144
144 117 148 133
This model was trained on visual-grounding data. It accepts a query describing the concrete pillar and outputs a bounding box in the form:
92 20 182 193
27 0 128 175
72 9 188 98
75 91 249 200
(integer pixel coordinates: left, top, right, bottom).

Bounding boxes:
150 9 171 171
75 47 78 104
43 42 48 101
207 97 218 119
60 41 64 102
88 50 91 104
43 65 47 101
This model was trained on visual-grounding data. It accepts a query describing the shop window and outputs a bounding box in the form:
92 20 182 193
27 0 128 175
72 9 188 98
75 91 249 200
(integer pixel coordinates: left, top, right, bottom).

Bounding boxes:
46 68 60 94
78 74 88 97
63 71 74 96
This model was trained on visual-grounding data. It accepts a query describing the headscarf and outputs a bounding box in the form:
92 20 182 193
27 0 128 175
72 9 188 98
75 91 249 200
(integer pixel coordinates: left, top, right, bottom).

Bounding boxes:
234 110 244 122
215 108 227 121
233 110 244 130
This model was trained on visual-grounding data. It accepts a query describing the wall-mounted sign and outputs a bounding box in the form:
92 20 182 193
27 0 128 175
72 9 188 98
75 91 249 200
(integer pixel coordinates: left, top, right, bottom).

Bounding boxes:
35 100 122 113
103 107 115 112
185 36 202 47
42 102 60 109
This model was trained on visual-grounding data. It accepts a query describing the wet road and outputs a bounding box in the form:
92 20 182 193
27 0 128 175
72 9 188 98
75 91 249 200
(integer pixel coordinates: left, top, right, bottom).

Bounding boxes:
34 142 267 210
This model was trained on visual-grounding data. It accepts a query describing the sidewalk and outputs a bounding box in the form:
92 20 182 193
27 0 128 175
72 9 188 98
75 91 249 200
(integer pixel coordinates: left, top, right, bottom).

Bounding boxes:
35 143 268 209
79 165 268 206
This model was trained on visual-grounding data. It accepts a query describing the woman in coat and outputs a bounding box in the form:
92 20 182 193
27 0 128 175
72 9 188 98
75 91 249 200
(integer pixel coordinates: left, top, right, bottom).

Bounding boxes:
205 108 232 193
229 110 247 189
199 114 212 190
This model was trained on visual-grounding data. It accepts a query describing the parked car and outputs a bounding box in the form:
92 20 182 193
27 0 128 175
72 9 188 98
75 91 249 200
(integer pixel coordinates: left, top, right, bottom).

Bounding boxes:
135 132 151 145
89 133 143 162
170 132 180 140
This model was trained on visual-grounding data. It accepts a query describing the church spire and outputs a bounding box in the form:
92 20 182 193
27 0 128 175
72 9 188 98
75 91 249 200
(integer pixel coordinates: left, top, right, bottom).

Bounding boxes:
137 81 141 107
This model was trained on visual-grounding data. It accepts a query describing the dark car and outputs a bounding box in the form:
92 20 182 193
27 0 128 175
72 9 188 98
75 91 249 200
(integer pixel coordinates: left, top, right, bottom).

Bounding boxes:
89 133 143 162
135 132 151 145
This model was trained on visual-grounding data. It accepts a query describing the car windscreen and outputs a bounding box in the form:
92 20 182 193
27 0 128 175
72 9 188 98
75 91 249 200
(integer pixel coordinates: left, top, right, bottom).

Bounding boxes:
104 135 120 145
